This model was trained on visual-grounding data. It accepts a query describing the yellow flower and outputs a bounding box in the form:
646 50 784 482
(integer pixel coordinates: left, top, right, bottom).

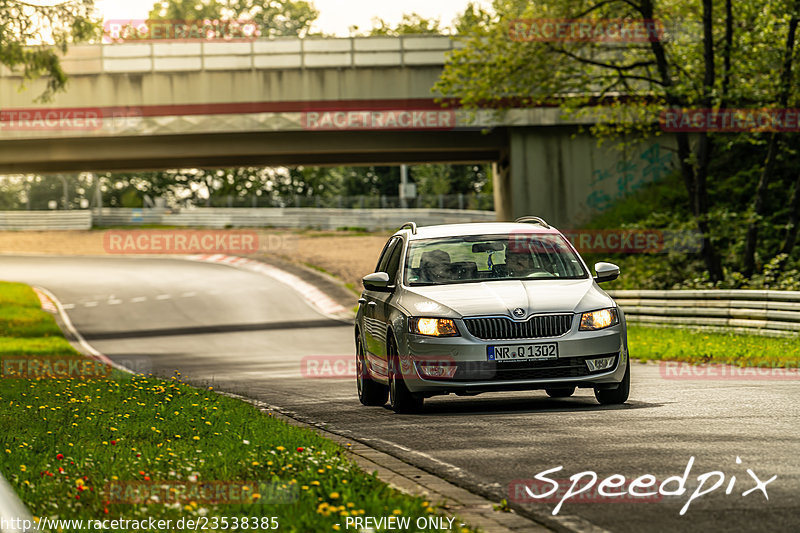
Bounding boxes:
192 436 200 441
392 509 402 515
19 465 26 472
329 492 340 499
276 446 285 451
311 481 320 486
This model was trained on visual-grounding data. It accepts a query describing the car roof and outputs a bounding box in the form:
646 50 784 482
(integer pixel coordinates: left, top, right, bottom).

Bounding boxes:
396 222 564 240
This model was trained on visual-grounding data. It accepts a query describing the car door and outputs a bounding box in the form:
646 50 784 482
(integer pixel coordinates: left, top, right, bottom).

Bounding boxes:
363 237 401 373
370 236 405 376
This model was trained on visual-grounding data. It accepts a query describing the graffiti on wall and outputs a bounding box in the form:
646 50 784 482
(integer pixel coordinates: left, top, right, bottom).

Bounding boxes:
585 143 674 211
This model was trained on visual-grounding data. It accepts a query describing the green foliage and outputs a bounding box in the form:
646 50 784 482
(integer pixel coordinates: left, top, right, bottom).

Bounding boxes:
367 13 442 36
629 325 800 367
148 0 319 37
0 0 100 101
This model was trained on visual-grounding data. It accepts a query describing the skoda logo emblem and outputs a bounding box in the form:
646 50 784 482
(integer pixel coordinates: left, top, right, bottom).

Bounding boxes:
513 308 525 318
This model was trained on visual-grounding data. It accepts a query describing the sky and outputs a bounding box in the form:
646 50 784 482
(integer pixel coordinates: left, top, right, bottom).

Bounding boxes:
95 0 492 35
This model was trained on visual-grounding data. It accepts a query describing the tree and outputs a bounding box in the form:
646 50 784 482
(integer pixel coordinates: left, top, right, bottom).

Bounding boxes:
149 0 319 38
436 0 798 282
0 0 99 101
742 3 800 276
366 13 442 36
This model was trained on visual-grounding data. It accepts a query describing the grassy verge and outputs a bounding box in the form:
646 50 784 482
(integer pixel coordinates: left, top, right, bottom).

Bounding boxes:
0 282 475 532
629 324 800 366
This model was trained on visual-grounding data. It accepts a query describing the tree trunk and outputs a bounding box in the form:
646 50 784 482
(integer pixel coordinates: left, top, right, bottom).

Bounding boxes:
780 175 800 261
742 12 799 277
638 0 724 280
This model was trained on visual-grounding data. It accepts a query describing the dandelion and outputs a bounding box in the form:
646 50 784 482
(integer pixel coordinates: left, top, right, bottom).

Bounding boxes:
329 492 340 499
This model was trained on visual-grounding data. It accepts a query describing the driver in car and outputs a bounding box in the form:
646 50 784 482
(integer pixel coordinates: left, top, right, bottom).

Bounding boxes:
505 250 539 278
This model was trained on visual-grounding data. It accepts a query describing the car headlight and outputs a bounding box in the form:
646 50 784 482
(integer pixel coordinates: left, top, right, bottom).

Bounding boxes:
579 308 619 331
409 317 460 337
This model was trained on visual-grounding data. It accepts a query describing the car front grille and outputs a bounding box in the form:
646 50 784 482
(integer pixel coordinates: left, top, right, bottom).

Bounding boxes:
464 314 573 340
451 355 617 382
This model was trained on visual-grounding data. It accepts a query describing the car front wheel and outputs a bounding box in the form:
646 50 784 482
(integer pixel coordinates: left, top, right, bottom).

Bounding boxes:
594 358 630 405
356 336 388 406
388 339 423 413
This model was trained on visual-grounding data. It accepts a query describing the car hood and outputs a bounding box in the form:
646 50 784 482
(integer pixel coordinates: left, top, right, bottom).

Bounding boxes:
398 279 613 319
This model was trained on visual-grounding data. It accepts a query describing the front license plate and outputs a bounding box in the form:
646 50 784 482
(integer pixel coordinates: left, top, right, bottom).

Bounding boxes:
487 343 558 362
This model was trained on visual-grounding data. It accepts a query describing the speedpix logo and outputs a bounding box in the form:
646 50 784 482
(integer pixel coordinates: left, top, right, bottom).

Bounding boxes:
510 456 776 516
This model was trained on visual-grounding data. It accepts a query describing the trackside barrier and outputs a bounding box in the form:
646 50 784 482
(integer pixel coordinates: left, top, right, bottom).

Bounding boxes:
91 208 496 230
608 289 800 337
0 211 91 230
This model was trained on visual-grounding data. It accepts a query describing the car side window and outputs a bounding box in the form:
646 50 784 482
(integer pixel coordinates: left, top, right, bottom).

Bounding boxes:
375 237 399 273
383 239 404 284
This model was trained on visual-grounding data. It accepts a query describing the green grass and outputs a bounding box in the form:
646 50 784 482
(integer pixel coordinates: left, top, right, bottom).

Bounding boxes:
0 281 476 532
629 325 800 367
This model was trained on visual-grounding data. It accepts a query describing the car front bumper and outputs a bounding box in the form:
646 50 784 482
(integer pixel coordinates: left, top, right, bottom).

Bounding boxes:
399 321 628 395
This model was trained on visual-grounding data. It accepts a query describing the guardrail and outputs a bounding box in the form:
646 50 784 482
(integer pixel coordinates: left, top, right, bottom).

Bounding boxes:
0 211 92 230
608 289 800 337
93 207 495 230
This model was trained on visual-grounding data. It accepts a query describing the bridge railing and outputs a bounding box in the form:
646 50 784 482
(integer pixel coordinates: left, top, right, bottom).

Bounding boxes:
608 289 800 337
0 35 458 77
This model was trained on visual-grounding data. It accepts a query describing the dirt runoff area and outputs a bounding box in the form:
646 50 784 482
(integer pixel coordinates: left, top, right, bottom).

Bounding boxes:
0 228 389 292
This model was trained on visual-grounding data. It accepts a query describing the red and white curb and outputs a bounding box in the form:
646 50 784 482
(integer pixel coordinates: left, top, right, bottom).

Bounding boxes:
187 254 348 318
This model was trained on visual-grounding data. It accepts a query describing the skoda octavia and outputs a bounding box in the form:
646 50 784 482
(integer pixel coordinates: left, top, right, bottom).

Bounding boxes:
355 217 629 412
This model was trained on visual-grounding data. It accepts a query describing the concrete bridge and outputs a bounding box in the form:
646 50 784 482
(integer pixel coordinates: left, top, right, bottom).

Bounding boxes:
0 36 676 225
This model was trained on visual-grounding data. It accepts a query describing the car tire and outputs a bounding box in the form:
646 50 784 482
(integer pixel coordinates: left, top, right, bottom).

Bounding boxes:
594 358 630 405
546 386 576 398
356 336 388 406
388 339 423 413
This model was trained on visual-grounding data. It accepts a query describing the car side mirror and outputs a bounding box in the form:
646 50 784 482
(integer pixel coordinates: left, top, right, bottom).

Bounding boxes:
594 262 620 283
363 272 394 292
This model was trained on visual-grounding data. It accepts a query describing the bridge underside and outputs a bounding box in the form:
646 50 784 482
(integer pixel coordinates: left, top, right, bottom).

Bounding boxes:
0 129 507 174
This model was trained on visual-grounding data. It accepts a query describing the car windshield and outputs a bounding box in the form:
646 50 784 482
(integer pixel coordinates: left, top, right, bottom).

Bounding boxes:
404 233 588 286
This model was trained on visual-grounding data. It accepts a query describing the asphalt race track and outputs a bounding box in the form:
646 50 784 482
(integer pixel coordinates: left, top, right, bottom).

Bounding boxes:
1 255 797 533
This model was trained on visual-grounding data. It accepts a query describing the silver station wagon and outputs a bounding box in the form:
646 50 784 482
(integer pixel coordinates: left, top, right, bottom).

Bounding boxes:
355 217 630 412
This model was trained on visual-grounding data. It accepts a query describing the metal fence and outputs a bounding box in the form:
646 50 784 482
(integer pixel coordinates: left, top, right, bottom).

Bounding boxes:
0 211 92 230
609 289 800 337
203 194 494 210
92 207 496 230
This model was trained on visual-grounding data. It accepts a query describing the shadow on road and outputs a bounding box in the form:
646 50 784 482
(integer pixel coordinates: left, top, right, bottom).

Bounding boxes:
396 396 661 416
81 318 351 340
